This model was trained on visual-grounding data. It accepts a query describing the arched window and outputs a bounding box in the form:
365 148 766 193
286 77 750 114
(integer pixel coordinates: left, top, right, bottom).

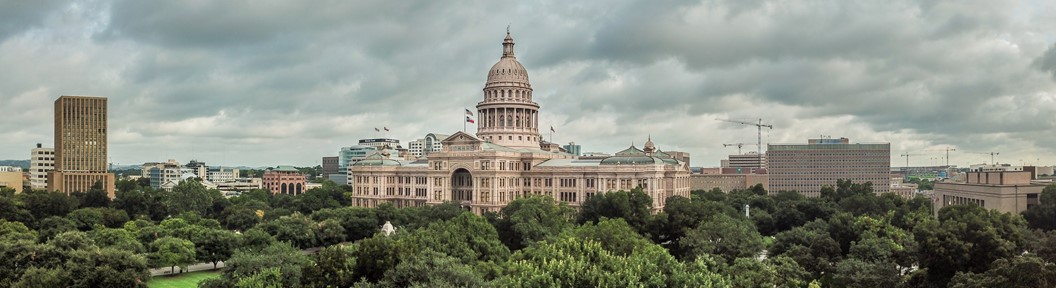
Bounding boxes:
281 183 287 194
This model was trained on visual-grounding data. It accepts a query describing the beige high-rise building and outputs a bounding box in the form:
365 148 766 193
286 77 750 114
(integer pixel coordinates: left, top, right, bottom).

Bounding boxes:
768 137 890 197
48 95 115 197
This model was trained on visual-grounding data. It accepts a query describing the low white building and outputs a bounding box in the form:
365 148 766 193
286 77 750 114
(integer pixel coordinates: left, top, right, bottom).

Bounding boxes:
29 144 54 191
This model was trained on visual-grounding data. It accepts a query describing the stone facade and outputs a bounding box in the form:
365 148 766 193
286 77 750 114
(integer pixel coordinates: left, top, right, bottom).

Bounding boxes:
263 166 307 195
690 173 768 193
934 171 1045 215
348 32 691 214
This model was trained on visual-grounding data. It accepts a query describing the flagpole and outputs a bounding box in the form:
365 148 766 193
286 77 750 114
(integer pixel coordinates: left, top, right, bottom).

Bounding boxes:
463 108 466 133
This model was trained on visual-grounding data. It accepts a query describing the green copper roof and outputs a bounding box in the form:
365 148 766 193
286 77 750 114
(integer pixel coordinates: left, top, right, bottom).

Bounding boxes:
273 165 298 172
599 156 665 165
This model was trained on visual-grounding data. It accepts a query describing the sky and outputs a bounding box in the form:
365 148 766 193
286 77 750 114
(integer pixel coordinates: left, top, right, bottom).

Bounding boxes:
1 0 1055 168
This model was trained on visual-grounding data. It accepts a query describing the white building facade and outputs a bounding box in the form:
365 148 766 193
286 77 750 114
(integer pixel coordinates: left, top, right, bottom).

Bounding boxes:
29 144 54 191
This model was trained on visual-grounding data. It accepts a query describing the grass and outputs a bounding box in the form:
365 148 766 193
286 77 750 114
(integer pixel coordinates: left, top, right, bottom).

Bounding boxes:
148 270 221 288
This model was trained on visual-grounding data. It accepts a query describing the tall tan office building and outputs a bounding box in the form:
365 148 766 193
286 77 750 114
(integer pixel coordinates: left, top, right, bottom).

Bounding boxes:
768 137 890 197
48 95 115 197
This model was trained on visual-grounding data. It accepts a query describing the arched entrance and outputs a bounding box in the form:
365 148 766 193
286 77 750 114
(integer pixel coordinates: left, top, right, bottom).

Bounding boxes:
451 168 473 204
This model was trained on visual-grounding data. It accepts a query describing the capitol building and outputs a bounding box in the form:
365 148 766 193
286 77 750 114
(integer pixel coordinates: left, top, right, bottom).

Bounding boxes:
348 32 691 214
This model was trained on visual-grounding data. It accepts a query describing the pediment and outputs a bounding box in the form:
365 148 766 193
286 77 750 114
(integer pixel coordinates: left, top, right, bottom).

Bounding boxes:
440 131 483 151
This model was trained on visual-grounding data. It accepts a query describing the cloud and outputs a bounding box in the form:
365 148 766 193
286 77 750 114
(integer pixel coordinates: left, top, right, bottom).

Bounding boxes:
0 0 1054 168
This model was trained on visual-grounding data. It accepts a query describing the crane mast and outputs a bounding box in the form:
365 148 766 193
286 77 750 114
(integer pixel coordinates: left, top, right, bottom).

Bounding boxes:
716 118 773 169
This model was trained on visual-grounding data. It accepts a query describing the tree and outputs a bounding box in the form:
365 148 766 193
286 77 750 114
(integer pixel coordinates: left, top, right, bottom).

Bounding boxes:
240 228 275 251
577 188 654 234
721 257 783 288
490 196 575 250
380 249 484 287
568 218 654 256
80 186 111 208
149 236 196 274
315 218 347 246
396 212 511 264
64 248 150 288
0 195 33 224
354 234 400 282
66 208 104 231
679 213 764 263
0 219 38 242
948 255 1056 288
491 235 730 287
310 206 378 242
656 196 735 250
302 244 357 288
221 205 261 231
215 242 310 288
164 181 221 216
1023 184 1056 230
829 258 902 288
260 212 317 249
20 191 75 221
12 267 69 288
192 228 239 269
36 216 77 240
914 205 1027 285
1027 229 1056 264
113 187 168 221
49 231 97 251
91 227 145 253
770 220 842 278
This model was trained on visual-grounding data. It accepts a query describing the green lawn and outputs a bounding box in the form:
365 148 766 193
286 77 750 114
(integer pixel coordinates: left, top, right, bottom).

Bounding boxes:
148 271 221 288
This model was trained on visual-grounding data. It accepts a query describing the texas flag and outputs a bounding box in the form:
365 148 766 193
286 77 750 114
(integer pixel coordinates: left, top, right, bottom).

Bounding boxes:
466 116 475 124
465 108 474 116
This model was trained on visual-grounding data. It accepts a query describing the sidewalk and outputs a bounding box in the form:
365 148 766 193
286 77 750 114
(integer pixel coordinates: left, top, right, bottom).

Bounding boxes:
150 261 225 276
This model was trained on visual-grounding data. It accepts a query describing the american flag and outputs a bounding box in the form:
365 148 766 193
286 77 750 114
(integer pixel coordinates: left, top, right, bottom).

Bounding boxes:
465 108 474 116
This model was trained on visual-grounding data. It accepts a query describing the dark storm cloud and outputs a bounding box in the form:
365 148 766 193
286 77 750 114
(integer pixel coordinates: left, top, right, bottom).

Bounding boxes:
0 1 65 41
1036 44 1056 79
0 0 1053 167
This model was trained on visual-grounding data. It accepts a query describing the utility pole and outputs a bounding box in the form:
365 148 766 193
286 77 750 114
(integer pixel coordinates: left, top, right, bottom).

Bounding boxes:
717 118 773 170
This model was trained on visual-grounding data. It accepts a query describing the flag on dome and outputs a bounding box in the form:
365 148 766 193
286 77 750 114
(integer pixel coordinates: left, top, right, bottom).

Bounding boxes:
466 116 475 124
465 109 473 116
550 126 555 133
374 127 380 132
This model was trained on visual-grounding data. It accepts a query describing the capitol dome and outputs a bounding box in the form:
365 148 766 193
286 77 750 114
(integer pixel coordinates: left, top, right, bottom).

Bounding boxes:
486 32 530 87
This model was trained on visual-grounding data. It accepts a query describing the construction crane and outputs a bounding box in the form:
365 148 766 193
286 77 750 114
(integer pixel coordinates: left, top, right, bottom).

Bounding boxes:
967 152 1000 165
722 143 757 155
924 147 957 167
716 118 773 168
900 153 921 170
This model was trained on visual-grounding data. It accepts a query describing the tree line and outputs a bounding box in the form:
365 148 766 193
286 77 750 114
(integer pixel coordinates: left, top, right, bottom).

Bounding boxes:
2 179 1056 287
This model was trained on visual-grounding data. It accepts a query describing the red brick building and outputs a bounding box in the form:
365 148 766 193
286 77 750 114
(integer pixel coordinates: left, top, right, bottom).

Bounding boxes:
263 166 306 195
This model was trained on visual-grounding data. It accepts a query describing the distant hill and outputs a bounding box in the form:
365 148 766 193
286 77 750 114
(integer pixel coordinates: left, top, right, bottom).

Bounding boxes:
0 160 29 170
